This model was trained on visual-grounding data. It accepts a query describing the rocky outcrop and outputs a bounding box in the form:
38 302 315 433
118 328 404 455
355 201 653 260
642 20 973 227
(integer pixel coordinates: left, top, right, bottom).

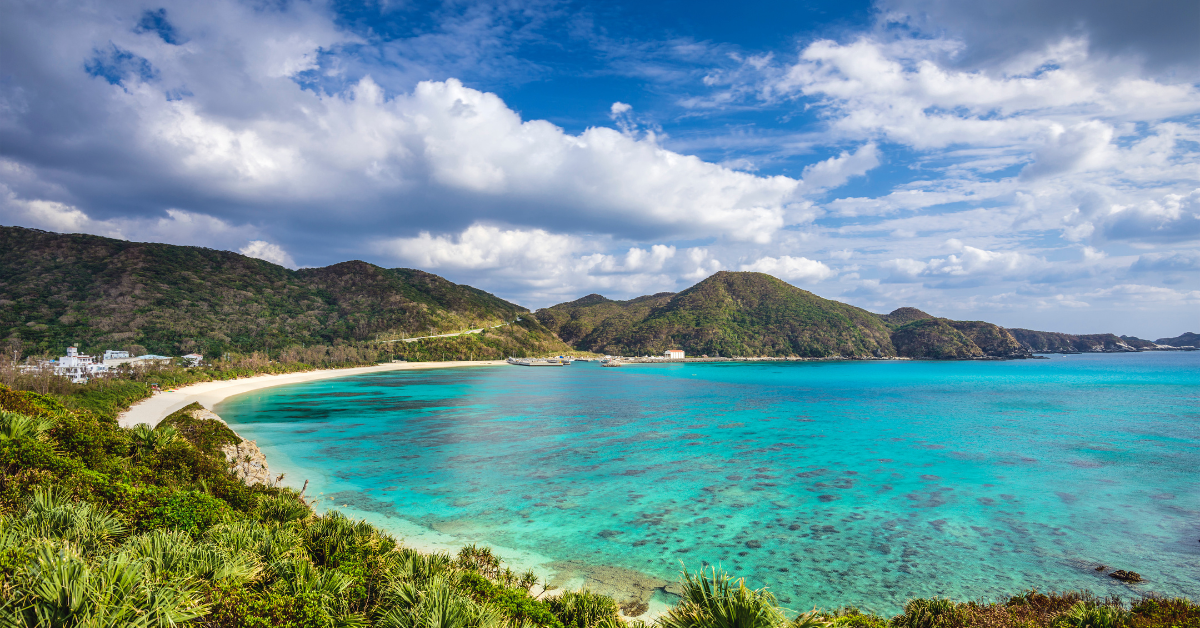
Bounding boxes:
184 406 273 487
219 438 272 487
948 321 1032 358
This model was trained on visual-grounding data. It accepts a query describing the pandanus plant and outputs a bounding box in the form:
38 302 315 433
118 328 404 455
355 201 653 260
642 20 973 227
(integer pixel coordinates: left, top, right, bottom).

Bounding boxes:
4 539 207 627
546 590 623 628
129 424 181 460
118 528 259 584
253 492 312 523
457 544 501 579
0 410 55 442
205 520 306 565
302 510 394 567
1056 602 1131 628
12 488 126 556
659 567 829 628
264 558 368 627
375 576 504 628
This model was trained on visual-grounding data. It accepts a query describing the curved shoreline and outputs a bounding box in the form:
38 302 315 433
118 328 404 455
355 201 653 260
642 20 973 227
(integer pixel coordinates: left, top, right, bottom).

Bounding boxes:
116 360 509 429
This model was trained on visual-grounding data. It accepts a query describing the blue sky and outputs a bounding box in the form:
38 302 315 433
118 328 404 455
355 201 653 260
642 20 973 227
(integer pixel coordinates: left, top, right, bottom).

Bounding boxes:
1 0 1198 337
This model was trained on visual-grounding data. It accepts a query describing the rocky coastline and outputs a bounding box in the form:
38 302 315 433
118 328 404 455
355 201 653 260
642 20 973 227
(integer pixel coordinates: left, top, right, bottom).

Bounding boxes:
185 405 274 487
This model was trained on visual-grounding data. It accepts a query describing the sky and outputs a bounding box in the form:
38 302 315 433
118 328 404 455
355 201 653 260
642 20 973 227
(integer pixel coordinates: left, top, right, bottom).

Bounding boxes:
1 0 1198 338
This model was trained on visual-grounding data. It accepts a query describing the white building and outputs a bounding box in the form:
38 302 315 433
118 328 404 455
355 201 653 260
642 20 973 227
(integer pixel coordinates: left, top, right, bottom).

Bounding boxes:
54 347 109 383
182 353 203 366
665 349 685 359
103 350 130 361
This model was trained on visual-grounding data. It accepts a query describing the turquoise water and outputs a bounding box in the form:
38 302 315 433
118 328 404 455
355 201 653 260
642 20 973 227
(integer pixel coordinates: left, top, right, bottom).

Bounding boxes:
216 353 1200 613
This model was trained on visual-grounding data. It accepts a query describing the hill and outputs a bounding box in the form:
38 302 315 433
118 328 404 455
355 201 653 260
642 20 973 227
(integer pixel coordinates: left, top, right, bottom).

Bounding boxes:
1155 331 1199 347
538 272 896 357
536 272 1035 359
1007 329 1138 353
0 226 570 359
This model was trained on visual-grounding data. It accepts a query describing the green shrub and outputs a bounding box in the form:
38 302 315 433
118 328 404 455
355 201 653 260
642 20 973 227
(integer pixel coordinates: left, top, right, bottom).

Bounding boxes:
658 567 786 628
823 607 889 627
546 589 622 628
204 581 343 628
1054 602 1130 628
159 402 240 454
459 571 565 628
1129 597 1200 627
147 489 232 535
254 493 311 524
892 598 966 628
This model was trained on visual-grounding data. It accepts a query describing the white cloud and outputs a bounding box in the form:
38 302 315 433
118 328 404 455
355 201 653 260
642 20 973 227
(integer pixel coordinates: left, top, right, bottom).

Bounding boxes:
1099 189 1200 243
378 224 581 271
1130 250 1200 272
375 223 725 305
240 240 297 268
739 255 834 283
882 240 1043 285
1020 121 1114 180
0 184 256 249
800 143 879 191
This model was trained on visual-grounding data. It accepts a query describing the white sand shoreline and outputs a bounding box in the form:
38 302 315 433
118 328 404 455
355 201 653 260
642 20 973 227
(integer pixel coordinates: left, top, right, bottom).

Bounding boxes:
116 360 509 428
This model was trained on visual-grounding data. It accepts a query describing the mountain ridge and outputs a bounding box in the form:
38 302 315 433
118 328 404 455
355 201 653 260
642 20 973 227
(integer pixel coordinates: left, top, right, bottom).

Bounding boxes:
0 225 569 359
3 226 1184 361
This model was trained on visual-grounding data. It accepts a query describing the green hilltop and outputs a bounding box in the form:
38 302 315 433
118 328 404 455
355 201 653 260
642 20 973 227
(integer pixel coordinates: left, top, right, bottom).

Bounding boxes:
2 226 1169 362
0 226 571 360
535 271 1034 359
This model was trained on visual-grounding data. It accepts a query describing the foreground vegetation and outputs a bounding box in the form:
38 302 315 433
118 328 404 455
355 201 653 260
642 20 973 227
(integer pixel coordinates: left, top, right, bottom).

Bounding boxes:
0 380 1196 627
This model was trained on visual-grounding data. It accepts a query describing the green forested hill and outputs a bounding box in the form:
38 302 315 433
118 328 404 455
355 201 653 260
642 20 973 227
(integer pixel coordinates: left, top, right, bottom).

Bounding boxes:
536 272 1038 359
1007 329 1138 353
0 226 541 358
537 272 897 357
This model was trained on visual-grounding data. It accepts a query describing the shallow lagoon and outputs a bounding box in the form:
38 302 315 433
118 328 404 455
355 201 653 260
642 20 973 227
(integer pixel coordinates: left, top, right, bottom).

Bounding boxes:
216 352 1200 614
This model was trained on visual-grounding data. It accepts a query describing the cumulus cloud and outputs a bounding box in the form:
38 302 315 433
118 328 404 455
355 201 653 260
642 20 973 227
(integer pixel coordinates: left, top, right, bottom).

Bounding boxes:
0 0 805 264
800 143 880 192
0 0 1197 329
876 0 1200 74
1020 121 1114 180
1130 250 1200 273
1099 189 1200 243
882 241 1043 286
739 256 834 283
0 184 256 250
376 223 725 305
240 240 297 268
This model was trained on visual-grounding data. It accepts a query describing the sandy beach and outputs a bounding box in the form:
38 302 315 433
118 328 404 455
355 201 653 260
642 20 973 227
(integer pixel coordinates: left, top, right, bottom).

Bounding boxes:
117 360 508 428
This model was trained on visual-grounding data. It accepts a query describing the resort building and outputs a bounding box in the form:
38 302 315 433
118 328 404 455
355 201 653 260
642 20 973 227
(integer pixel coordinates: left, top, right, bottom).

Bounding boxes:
103 350 130 361
53 346 109 383
183 353 203 366
665 349 685 359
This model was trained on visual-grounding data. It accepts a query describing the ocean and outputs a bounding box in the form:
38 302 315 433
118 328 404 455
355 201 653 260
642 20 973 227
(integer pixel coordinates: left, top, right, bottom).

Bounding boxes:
215 352 1200 614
